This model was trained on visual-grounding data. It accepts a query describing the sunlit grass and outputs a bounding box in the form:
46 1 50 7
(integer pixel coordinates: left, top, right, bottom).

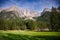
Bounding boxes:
0 30 60 40
0 30 60 36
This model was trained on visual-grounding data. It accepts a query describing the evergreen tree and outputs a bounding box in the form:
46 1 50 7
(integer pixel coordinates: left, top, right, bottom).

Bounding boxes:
50 7 59 31
26 20 38 30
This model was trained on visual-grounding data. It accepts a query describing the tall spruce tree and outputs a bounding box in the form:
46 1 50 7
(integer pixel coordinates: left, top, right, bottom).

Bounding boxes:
50 7 59 31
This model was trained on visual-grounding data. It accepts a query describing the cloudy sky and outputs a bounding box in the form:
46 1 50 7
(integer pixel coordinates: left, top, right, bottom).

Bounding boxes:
0 0 60 12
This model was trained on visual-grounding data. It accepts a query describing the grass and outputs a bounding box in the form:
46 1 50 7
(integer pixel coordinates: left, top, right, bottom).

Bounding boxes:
0 30 60 40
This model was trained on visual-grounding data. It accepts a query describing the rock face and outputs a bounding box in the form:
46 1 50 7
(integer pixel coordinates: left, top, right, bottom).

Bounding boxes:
41 8 60 16
41 8 51 16
0 6 40 20
0 8 4 12
43 8 51 12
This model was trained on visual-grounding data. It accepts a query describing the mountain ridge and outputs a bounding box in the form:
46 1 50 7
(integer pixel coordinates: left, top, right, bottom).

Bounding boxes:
0 6 40 20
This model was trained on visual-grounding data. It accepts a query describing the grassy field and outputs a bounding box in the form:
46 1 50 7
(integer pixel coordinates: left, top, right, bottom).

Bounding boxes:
0 30 60 40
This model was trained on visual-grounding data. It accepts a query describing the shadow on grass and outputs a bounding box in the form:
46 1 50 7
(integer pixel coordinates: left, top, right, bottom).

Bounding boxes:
0 33 60 40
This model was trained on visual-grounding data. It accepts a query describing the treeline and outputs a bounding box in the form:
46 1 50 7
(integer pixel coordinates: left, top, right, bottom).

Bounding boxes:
0 19 38 30
0 7 60 31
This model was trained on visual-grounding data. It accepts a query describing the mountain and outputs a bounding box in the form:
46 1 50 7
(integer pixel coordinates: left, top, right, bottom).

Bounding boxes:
0 8 4 12
37 7 60 22
0 11 18 20
0 6 40 20
41 8 51 16
43 8 51 12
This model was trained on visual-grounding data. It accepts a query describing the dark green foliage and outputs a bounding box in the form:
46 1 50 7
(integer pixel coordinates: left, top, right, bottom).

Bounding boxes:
57 6 60 11
37 11 51 23
26 20 38 30
50 7 60 31
18 19 27 30
36 11 51 31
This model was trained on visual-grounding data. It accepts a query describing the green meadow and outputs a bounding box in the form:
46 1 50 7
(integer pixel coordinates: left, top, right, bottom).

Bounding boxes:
0 30 60 40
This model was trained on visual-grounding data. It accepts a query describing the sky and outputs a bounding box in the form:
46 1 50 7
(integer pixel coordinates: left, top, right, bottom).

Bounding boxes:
0 0 60 12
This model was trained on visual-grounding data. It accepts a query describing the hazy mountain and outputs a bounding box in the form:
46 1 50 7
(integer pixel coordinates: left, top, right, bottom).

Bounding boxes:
0 6 40 20
0 8 4 12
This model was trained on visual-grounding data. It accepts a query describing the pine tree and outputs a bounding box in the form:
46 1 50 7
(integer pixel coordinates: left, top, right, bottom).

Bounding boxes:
50 7 59 31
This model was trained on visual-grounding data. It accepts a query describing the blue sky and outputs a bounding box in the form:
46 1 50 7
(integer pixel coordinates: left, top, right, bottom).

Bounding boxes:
0 0 60 12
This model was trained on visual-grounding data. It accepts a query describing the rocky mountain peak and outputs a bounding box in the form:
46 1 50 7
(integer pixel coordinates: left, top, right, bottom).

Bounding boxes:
43 8 51 12
5 5 21 12
0 6 40 20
